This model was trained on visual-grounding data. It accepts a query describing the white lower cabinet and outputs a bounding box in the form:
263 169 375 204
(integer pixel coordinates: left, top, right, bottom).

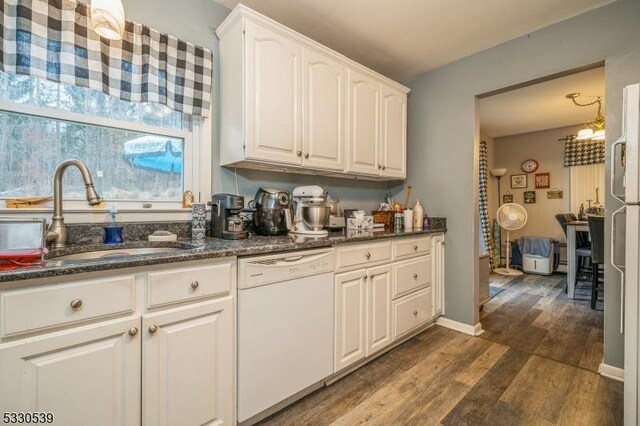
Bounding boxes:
334 270 367 371
366 264 393 356
143 297 233 426
0 259 235 426
392 287 432 339
431 233 445 316
0 317 141 426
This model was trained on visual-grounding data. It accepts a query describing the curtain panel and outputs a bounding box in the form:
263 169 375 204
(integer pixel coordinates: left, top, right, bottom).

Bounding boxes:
564 136 605 167
479 140 495 268
0 0 214 117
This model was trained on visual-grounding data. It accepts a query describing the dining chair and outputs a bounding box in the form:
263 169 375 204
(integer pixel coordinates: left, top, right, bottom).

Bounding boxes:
588 216 605 309
555 213 592 289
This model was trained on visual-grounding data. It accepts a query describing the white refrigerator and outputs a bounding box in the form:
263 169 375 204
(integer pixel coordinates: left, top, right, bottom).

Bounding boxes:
611 83 640 425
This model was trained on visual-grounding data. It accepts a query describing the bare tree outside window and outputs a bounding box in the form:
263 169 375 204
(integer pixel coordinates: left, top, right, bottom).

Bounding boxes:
0 72 186 201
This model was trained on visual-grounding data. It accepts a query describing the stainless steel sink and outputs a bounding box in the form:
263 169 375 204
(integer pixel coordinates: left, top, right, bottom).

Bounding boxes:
52 247 187 261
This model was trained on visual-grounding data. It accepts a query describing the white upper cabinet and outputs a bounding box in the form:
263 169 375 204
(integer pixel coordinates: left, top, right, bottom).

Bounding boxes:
217 5 409 180
244 21 302 166
381 83 407 179
347 69 380 176
302 47 346 171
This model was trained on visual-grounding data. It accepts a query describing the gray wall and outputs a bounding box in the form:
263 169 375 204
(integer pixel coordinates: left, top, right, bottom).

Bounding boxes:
124 0 391 211
399 0 640 368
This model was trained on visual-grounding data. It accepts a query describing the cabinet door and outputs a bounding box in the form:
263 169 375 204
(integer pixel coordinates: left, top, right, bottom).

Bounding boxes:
335 270 367 372
367 264 392 356
245 21 302 165
431 234 445 316
380 83 407 179
302 48 346 171
347 69 380 176
143 297 233 426
0 317 141 426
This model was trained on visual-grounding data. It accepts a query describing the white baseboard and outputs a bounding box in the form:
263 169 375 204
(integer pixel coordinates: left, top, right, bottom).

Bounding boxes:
599 362 624 382
436 317 485 336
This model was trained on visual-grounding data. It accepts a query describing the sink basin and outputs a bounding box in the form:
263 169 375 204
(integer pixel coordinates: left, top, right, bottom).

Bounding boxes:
52 247 187 261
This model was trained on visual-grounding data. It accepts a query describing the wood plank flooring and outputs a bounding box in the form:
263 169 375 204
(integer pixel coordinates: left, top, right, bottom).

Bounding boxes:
259 273 623 425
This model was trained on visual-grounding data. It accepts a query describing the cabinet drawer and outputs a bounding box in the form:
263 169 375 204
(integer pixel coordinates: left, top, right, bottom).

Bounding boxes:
335 242 392 271
393 236 430 260
392 287 432 339
1 275 135 338
147 262 233 308
393 255 431 299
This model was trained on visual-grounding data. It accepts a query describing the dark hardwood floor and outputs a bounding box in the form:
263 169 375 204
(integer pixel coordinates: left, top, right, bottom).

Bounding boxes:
259 273 623 426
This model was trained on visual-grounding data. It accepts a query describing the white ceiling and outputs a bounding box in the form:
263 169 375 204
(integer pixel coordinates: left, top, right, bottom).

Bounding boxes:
479 67 605 138
213 0 613 81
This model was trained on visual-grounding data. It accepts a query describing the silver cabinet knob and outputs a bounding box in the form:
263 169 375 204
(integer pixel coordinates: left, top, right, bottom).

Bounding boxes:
365 252 371 259
70 299 83 310
128 327 139 336
378 164 382 169
382 165 386 171
369 274 374 279
414 245 418 250
297 150 302 157
363 274 368 280
413 310 418 316
304 153 309 159
413 273 418 279
148 324 158 334
191 281 199 290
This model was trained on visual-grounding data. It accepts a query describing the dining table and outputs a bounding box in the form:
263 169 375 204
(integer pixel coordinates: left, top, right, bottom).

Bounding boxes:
566 220 589 299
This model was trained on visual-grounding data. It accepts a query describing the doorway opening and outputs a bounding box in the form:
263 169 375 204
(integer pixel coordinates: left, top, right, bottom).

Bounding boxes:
476 64 607 374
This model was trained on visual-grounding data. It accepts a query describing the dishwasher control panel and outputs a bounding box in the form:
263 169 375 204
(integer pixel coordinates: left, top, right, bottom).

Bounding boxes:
238 248 334 289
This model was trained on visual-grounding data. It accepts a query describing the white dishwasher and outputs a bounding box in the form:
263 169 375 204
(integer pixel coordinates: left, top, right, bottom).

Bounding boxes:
237 248 334 424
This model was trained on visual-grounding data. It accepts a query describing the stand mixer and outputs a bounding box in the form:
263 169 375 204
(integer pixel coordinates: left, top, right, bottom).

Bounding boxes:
290 185 330 236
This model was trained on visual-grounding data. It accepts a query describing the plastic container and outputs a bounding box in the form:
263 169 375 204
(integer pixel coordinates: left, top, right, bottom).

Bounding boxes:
413 200 424 230
404 209 413 231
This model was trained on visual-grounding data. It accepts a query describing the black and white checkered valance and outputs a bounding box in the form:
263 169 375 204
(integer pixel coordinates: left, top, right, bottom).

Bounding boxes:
564 137 605 167
0 0 213 117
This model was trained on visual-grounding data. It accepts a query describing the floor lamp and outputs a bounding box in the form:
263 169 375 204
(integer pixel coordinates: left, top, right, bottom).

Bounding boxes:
490 168 507 267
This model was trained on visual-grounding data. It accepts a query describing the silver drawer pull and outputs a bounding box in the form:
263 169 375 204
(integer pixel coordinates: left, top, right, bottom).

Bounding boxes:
365 252 371 259
70 299 83 310
413 273 418 279
414 245 418 250
413 310 418 316
128 327 139 336
191 281 199 289
148 324 158 334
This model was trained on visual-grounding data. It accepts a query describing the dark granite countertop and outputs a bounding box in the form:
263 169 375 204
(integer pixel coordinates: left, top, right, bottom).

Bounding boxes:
0 219 446 285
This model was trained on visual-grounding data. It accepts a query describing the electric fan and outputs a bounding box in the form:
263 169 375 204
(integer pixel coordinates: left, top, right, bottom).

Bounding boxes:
494 203 528 276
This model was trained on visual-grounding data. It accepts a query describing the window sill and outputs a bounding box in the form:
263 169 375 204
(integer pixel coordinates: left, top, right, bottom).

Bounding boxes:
0 207 204 224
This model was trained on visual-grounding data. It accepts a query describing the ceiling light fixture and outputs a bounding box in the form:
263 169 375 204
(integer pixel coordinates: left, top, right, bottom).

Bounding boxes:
565 92 605 141
90 0 126 41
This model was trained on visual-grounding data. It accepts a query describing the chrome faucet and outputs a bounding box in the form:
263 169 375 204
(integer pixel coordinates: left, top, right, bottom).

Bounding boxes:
46 159 102 248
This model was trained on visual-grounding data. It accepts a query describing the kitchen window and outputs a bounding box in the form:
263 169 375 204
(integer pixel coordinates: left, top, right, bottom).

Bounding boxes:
0 71 208 211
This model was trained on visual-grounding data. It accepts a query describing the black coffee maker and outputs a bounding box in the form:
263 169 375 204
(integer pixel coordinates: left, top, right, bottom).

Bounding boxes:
209 194 248 240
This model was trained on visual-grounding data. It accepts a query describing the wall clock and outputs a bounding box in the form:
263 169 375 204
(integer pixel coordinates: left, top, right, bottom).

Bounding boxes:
521 159 539 173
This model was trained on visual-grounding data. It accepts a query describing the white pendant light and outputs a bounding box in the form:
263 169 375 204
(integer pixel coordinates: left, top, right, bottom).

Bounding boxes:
576 128 594 141
91 0 126 41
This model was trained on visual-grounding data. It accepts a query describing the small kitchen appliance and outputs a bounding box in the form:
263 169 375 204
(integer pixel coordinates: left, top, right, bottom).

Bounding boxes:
290 186 330 236
209 193 248 240
250 188 293 236
327 196 345 229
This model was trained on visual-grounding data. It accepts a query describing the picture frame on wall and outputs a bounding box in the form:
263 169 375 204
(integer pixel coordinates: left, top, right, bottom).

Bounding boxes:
535 172 550 189
511 174 527 189
503 194 513 203
524 191 536 204
547 189 564 199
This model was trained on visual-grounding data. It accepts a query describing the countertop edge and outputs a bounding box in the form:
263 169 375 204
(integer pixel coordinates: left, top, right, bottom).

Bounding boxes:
0 228 446 286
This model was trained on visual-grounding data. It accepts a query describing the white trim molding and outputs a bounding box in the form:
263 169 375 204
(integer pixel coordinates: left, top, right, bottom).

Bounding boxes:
599 362 624 382
436 317 485 336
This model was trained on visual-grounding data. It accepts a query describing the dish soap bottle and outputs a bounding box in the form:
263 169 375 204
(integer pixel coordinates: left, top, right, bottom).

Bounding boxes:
413 200 424 230
104 203 124 244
